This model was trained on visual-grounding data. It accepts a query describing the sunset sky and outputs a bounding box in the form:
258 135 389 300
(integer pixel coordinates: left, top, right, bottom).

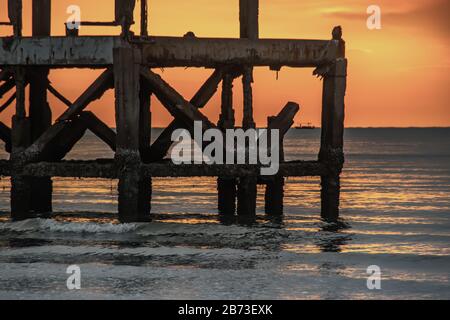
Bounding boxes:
0 0 449 127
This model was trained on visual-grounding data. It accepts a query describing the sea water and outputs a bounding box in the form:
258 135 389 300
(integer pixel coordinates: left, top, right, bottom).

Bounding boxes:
0 128 449 299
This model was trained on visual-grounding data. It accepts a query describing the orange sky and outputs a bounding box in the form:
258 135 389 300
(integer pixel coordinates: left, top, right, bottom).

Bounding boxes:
1 0 449 127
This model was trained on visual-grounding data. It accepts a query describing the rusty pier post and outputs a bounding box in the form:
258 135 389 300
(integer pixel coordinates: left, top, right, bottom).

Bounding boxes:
236 0 259 218
319 29 347 221
114 46 151 222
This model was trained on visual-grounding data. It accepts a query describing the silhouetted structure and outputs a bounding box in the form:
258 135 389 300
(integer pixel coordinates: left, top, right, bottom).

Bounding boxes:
0 0 347 223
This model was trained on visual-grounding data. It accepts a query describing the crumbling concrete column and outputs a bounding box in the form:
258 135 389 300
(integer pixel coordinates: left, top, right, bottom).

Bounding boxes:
218 73 237 216
319 58 347 221
114 46 151 222
236 0 259 217
28 0 53 214
10 67 32 220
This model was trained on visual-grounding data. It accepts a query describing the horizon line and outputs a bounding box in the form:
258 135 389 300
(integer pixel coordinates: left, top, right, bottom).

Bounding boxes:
100 126 450 130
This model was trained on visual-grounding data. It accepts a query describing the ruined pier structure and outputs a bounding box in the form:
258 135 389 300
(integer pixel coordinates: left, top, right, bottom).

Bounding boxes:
0 0 347 222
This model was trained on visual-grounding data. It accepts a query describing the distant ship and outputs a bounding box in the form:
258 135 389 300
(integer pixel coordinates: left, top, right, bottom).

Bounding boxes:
295 122 316 129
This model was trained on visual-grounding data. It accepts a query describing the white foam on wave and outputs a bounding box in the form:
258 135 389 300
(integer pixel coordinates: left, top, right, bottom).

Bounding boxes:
0 218 139 234
0 218 285 240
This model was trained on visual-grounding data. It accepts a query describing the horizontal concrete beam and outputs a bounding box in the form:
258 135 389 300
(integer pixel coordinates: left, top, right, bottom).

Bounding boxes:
0 36 344 68
141 36 343 68
0 160 329 178
0 36 118 67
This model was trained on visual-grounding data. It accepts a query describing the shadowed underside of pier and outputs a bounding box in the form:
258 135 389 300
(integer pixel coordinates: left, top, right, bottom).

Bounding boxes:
0 0 347 223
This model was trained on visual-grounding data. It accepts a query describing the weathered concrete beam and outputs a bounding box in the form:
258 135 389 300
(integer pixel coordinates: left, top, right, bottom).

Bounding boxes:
22 160 117 178
0 36 343 68
141 37 343 68
0 37 118 67
16 160 328 178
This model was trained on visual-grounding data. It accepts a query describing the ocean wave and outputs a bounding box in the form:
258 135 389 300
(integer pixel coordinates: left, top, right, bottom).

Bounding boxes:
0 219 139 234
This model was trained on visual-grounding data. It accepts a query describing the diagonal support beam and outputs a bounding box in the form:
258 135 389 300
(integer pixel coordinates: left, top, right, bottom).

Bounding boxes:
47 83 72 106
58 69 114 122
0 92 16 114
0 78 15 99
268 101 300 162
79 111 116 151
146 68 225 162
18 69 114 164
44 119 88 162
48 83 116 151
190 69 225 109
268 102 300 135
140 68 216 132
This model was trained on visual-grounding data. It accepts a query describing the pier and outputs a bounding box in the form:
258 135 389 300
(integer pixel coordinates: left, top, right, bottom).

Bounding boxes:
0 0 347 223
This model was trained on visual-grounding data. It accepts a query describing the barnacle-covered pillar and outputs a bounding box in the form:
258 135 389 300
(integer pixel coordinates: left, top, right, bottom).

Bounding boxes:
218 73 237 216
237 0 259 217
29 0 53 214
114 46 151 222
319 28 347 221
